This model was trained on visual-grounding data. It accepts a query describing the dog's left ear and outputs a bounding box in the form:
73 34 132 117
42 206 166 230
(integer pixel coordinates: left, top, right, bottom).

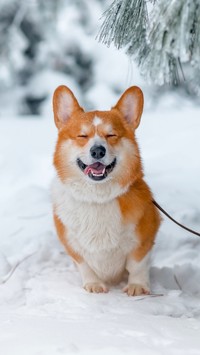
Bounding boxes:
113 86 144 129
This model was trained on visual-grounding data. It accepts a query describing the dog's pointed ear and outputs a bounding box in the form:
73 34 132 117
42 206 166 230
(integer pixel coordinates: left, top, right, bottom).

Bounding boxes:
113 86 144 129
53 85 84 129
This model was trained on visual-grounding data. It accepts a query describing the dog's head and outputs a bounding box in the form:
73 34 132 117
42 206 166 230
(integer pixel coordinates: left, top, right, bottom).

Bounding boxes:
53 85 144 202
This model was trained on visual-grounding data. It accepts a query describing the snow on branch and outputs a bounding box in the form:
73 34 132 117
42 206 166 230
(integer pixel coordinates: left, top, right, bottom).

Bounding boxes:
99 0 148 53
99 0 200 88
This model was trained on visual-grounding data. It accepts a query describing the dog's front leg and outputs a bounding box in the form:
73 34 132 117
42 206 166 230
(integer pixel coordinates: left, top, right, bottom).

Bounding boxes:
77 261 108 293
123 253 150 296
53 214 108 293
123 203 160 296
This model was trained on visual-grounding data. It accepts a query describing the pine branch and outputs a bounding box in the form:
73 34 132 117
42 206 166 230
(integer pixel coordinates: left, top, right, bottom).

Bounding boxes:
99 0 200 90
98 0 148 59
141 0 200 85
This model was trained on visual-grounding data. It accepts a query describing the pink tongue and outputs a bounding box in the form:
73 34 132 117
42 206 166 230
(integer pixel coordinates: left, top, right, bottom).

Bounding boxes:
85 162 105 175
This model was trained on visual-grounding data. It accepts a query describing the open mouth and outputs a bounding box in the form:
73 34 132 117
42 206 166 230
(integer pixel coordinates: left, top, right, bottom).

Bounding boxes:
77 158 116 181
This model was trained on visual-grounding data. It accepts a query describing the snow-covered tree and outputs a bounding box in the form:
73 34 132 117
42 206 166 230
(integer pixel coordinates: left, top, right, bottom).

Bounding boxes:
0 0 105 115
99 0 200 96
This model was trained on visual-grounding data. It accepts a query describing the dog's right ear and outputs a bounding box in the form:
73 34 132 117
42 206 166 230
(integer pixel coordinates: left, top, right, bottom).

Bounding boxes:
53 85 84 130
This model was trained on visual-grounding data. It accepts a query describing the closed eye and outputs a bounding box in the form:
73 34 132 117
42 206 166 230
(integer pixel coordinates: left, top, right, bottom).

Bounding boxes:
77 135 88 138
106 134 117 138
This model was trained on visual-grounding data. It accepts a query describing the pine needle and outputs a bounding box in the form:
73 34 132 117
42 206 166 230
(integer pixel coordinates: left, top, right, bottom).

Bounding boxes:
98 0 200 88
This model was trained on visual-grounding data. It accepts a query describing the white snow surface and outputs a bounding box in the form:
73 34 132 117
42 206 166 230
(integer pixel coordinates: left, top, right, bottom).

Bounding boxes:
0 103 200 355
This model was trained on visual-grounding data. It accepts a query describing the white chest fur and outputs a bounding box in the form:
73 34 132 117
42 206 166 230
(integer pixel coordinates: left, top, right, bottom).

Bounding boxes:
52 177 138 282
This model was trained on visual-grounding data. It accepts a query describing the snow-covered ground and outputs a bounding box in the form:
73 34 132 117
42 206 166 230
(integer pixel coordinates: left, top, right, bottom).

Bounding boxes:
0 99 200 354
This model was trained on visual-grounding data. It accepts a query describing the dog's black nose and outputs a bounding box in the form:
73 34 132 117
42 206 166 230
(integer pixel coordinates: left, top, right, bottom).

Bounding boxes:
90 145 106 159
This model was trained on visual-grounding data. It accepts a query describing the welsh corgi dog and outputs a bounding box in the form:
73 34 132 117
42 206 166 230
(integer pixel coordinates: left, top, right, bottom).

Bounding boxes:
52 85 161 296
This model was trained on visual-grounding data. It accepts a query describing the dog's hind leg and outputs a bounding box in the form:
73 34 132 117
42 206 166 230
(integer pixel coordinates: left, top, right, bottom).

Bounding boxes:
123 202 160 296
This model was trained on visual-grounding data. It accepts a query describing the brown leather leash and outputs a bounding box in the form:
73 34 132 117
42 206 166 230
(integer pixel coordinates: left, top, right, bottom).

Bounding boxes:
153 200 200 237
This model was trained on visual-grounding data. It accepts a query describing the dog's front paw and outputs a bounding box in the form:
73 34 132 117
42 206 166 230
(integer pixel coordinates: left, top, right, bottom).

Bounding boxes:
123 283 150 296
84 282 108 294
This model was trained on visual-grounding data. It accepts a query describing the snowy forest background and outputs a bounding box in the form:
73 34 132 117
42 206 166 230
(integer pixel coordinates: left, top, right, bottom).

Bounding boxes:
0 0 130 116
0 1 200 355
0 0 199 118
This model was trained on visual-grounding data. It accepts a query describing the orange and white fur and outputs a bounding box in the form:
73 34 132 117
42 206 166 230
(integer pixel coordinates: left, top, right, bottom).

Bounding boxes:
52 85 161 296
